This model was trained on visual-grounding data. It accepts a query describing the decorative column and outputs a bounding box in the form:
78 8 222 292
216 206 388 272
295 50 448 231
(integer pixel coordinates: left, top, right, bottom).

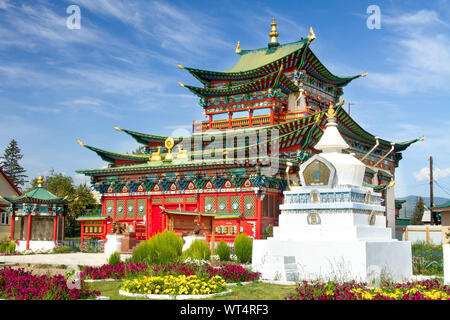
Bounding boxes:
9 214 15 241
26 214 32 250
53 215 58 243
249 109 253 127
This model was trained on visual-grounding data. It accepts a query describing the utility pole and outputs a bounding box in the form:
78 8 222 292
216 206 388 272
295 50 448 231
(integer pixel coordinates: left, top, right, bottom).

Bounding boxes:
348 102 356 115
430 156 435 224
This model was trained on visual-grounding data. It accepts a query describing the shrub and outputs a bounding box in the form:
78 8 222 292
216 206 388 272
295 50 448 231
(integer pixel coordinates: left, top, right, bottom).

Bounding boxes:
182 239 211 261
131 231 183 265
7 241 16 253
108 252 122 266
216 241 231 262
234 233 252 263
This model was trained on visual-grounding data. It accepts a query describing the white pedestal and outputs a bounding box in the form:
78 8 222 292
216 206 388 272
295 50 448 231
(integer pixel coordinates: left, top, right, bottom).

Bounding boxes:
182 235 206 252
444 244 450 285
104 234 125 255
16 241 55 253
252 213 412 282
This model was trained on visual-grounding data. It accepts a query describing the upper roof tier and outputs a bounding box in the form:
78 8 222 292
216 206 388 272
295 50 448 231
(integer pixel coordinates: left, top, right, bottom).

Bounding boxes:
180 32 365 87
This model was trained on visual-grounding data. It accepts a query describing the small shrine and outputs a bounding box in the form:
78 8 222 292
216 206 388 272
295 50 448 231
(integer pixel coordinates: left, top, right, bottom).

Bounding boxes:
2 176 72 252
252 102 413 282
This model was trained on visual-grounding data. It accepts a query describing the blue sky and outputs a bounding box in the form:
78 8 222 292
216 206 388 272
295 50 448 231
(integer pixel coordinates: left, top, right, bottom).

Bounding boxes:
0 0 449 199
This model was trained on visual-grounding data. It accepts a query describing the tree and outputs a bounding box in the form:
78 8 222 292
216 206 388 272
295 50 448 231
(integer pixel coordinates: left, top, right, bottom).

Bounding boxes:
28 169 98 227
411 197 425 225
0 139 27 188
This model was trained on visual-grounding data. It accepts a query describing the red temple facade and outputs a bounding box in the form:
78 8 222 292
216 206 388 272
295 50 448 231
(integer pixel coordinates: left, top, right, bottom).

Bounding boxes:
76 20 421 244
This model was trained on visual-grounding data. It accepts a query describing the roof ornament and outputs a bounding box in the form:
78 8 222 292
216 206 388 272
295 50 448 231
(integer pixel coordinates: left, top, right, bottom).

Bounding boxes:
37 176 43 188
307 26 316 45
114 126 121 131
164 137 175 161
268 18 279 47
177 64 184 69
77 139 84 147
235 41 242 54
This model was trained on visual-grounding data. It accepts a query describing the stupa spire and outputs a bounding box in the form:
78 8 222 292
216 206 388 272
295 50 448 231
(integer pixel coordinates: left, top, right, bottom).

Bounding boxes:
314 99 350 153
268 18 280 47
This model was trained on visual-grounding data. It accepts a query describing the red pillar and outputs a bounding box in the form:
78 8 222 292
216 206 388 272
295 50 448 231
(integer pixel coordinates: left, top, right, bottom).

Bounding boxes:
249 109 253 127
9 214 14 241
53 215 58 243
26 215 31 250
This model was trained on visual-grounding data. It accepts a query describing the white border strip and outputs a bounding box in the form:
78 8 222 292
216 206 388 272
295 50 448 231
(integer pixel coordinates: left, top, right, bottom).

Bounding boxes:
118 289 232 300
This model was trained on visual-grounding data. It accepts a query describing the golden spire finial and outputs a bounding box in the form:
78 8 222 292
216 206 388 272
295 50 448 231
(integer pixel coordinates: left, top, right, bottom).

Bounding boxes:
114 126 121 131
178 81 185 87
77 139 84 147
37 176 43 188
177 64 184 69
326 101 337 119
361 72 368 77
307 26 316 45
235 41 242 54
269 18 279 44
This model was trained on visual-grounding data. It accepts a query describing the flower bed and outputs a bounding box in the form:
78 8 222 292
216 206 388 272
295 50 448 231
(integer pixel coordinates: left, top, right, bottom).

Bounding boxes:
151 262 260 283
80 262 148 280
285 279 450 300
121 274 227 296
0 267 100 300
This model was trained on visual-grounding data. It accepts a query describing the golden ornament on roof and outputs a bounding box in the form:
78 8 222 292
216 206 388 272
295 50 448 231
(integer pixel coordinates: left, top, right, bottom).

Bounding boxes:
235 41 242 54
164 137 175 161
307 26 316 45
150 146 162 161
269 18 279 43
326 101 337 119
37 176 43 188
77 139 84 147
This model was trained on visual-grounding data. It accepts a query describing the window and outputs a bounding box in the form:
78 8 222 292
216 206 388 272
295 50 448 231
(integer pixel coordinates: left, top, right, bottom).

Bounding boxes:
0 212 9 225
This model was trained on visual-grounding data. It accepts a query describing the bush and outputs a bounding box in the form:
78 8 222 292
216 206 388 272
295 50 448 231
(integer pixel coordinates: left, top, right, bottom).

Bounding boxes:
131 231 183 265
0 241 16 254
108 252 122 266
234 233 252 263
182 239 211 261
216 241 231 262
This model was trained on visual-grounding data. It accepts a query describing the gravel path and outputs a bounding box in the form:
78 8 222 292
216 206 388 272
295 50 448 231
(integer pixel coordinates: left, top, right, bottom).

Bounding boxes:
0 253 111 268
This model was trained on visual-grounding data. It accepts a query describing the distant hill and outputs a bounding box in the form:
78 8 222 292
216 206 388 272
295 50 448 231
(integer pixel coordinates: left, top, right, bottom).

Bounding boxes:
396 195 450 218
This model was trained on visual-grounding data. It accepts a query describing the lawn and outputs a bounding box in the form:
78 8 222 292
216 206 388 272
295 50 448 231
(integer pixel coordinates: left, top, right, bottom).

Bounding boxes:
87 281 297 300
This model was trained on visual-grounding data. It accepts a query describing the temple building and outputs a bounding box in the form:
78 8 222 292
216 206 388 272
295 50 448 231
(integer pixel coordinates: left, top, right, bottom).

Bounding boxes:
0 168 21 240
2 176 72 251
76 19 422 244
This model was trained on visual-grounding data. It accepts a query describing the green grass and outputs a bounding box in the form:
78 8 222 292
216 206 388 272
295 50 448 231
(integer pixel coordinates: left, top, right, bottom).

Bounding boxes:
86 281 297 300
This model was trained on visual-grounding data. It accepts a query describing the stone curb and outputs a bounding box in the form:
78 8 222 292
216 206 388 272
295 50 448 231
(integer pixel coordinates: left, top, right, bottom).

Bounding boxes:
118 289 233 300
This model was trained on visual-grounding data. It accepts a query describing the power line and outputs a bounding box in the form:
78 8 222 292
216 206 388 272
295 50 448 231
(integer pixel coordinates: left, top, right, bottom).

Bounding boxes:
433 179 450 197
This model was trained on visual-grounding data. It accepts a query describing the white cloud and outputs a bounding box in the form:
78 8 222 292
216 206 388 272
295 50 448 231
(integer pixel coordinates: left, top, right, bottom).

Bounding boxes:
383 10 447 27
414 167 450 182
362 10 450 95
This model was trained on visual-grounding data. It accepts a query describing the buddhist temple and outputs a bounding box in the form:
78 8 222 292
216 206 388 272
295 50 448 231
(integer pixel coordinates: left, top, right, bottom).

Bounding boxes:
76 19 422 244
3 176 72 251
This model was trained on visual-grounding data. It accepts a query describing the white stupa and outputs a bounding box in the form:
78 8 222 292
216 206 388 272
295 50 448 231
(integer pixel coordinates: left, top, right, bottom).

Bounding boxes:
252 103 412 282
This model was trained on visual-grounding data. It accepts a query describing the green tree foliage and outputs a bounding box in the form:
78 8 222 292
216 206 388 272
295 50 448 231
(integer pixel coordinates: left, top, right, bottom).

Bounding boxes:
131 231 183 265
28 169 98 227
411 197 425 225
234 233 253 263
0 139 27 188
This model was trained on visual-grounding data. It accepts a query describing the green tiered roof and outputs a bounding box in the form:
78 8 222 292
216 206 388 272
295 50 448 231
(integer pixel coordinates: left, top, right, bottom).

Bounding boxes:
3 186 72 205
81 144 149 164
182 39 364 87
183 71 298 98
